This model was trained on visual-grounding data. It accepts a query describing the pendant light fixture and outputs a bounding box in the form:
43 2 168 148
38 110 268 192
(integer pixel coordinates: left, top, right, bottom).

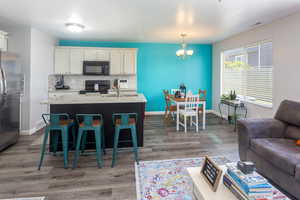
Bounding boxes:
176 33 194 59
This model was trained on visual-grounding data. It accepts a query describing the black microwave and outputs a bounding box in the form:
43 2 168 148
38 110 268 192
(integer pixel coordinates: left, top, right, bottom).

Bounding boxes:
83 61 110 75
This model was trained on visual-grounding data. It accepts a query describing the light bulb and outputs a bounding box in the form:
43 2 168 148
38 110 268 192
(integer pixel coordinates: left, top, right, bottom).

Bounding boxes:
65 23 85 33
187 50 194 56
176 49 185 56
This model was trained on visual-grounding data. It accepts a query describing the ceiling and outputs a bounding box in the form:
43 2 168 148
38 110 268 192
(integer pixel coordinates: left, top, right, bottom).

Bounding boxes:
0 0 300 43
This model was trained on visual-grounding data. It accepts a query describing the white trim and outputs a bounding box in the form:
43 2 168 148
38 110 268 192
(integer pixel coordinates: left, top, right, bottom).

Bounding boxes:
20 119 46 135
145 110 214 115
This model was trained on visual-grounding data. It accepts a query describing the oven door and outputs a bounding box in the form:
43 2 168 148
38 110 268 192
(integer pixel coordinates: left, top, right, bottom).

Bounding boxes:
83 61 109 75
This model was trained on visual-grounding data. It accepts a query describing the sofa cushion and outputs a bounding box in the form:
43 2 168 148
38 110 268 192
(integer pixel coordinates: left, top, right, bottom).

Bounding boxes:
285 125 300 140
250 138 300 176
275 100 300 127
296 165 300 182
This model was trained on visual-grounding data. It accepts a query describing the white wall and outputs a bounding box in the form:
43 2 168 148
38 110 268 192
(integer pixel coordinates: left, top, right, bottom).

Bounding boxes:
29 28 56 133
213 11 300 118
0 17 57 134
0 19 32 131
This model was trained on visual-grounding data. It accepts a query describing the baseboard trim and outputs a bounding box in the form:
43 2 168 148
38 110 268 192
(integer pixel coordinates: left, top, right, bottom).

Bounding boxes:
145 110 215 116
145 111 165 115
20 119 46 136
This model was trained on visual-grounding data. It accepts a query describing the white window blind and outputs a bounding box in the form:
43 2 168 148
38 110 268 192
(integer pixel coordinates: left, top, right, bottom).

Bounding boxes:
222 41 273 105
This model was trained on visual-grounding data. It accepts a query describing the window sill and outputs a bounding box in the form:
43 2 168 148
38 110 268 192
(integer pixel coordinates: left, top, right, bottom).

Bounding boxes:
241 99 273 109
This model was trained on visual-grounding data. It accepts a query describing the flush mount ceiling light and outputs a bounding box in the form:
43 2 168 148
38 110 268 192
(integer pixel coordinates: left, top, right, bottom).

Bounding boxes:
176 33 194 59
65 23 85 33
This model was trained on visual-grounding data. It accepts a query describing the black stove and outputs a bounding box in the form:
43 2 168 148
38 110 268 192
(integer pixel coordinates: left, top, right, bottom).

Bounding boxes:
79 80 110 94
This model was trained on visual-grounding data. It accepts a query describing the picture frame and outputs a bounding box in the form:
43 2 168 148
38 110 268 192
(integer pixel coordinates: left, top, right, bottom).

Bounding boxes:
200 156 223 192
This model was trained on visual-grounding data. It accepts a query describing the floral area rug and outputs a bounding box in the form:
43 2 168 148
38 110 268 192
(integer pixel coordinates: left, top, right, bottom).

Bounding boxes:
135 157 229 200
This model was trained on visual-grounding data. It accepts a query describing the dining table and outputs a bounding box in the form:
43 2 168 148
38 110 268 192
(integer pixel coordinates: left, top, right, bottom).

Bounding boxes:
169 95 206 131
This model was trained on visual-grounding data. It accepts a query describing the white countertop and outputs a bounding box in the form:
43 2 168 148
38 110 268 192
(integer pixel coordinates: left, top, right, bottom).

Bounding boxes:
41 93 147 105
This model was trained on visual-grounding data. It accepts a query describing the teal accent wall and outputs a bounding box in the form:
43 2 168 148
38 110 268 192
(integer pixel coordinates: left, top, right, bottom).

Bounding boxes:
59 40 212 111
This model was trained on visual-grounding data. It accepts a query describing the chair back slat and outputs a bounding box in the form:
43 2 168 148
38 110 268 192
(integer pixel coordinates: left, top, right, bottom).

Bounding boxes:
163 90 171 108
185 94 200 111
171 89 180 95
120 114 129 125
199 89 206 100
84 115 93 126
50 114 61 126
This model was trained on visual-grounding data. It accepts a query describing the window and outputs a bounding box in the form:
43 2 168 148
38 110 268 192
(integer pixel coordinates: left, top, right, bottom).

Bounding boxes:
222 41 273 106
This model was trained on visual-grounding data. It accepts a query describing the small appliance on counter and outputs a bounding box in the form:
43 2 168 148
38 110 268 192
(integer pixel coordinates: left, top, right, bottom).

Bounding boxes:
79 80 110 94
118 79 129 89
55 75 70 90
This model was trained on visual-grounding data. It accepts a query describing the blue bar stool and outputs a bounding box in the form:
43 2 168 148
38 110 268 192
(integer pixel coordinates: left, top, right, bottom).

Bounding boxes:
73 114 105 168
111 113 139 168
38 113 75 170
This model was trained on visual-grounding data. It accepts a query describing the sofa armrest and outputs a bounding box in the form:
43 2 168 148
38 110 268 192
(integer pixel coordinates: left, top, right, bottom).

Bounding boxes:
237 118 286 161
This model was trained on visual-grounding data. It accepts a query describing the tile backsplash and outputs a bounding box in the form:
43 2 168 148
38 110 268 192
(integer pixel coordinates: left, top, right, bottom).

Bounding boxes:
48 74 137 92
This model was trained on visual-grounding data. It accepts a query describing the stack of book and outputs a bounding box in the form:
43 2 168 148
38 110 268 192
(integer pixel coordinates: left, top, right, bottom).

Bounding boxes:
223 163 273 200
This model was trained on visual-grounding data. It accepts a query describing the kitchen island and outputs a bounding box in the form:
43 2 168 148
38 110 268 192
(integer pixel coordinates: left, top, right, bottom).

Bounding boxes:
45 93 146 151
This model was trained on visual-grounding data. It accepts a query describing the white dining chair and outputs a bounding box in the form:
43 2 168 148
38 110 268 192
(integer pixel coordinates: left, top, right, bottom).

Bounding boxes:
178 94 199 133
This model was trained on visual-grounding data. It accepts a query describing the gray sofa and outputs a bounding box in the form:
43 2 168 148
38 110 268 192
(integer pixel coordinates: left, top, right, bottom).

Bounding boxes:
238 100 300 199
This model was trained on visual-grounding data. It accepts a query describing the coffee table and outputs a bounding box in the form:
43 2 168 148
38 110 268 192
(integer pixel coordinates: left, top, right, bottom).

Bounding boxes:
187 166 289 200
187 166 235 200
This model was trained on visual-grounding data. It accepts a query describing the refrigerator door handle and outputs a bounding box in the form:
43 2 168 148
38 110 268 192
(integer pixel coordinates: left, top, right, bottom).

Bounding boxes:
0 67 5 109
1 66 7 95
0 67 3 95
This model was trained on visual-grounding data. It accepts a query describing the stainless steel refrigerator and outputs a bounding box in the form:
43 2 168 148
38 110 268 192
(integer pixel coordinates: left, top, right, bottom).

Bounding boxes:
0 51 22 151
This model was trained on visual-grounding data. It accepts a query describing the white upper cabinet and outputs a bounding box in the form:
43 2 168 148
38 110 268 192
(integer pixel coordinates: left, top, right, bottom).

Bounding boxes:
84 49 97 60
54 47 137 75
123 51 136 74
70 48 84 74
110 51 123 75
84 49 110 61
96 50 110 61
54 48 70 74
0 33 7 52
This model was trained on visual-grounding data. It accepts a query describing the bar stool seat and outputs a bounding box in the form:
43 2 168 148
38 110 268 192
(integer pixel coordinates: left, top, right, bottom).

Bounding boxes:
38 113 75 170
73 114 105 169
79 119 102 127
111 113 139 168
60 119 74 126
115 118 135 125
